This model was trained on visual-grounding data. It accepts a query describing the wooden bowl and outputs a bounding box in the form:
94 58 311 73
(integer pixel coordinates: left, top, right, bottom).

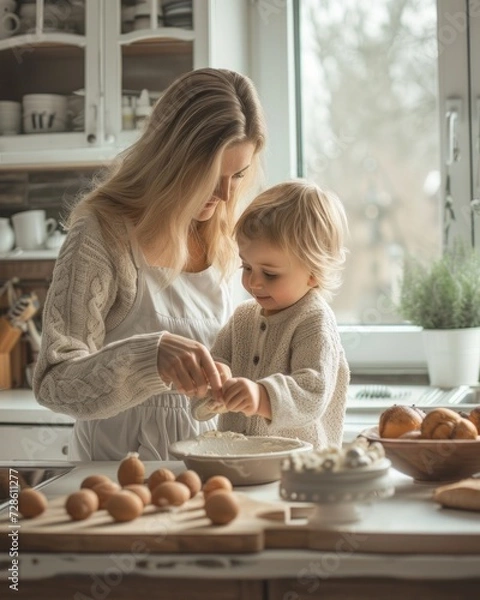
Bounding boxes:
361 427 480 482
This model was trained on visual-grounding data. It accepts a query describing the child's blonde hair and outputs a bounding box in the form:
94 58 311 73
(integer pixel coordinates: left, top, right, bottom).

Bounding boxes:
234 180 348 299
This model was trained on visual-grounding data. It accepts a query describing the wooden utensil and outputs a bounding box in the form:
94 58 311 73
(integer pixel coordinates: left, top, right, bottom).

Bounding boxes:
0 292 39 388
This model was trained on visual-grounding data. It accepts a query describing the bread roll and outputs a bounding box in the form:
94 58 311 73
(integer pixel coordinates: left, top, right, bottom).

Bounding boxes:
379 405 425 438
433 478 480 512
420 408 461 439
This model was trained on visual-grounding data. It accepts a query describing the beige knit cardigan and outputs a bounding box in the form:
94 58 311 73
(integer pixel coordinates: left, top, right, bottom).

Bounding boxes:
213 290 350 449
33 214 170 420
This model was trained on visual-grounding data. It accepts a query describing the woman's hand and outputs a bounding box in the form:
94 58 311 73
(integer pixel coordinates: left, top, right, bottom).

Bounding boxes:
222 377 271 418
214 362 232 385
157 332 222 398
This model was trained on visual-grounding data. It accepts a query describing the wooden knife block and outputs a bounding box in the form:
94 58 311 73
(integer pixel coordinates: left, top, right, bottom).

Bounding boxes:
0 316 22 389
0 353 12 390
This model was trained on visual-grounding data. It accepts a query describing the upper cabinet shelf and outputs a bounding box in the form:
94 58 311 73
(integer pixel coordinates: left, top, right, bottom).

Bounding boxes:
120 27 195 46
0 32 86 51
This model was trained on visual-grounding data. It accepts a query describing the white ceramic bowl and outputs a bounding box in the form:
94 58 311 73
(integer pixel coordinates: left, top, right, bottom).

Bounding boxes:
22 94 67 134
169 433 313 485
23 94 67 106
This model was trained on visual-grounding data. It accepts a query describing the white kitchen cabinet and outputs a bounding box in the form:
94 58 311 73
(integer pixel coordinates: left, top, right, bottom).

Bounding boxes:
0 0 249 168
0 424 72 460
0 390 74 460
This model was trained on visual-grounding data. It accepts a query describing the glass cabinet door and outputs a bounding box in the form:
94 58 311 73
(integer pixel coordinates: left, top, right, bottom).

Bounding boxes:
0 0 215 165
0 0 104 164
104 0 205 151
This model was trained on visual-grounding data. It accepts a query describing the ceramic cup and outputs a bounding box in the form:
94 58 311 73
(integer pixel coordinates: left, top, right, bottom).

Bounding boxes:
0 0 20 39
11 209 57 250
0 217 15 252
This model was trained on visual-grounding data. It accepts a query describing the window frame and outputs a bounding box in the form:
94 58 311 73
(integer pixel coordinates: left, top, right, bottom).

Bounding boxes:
248 0 477 374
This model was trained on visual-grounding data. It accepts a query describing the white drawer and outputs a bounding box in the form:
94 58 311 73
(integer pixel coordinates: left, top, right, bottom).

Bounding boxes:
0 424 72 461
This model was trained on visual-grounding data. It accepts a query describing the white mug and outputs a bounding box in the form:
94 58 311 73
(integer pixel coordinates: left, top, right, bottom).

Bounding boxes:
11 210 57 251
0 8 20 40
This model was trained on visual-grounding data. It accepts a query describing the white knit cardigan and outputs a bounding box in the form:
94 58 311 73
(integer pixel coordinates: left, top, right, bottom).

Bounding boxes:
212 290 350 449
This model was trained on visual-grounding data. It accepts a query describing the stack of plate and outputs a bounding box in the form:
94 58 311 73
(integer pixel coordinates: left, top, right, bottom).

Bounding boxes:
66 94 84 131
0 101 21 135
162 0 192 29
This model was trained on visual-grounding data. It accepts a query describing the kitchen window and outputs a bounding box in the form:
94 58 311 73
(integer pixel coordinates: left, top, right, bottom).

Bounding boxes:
250 0 480 374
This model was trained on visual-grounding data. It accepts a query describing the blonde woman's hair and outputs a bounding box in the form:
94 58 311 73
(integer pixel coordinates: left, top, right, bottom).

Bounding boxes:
234 180 348 299
67 68 266 282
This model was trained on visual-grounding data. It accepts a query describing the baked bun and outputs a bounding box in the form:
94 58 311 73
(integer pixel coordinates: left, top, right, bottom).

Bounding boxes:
399 429 423 440
420 407 477 440
452 418 478 440
468 407 480 435
379 405 425 438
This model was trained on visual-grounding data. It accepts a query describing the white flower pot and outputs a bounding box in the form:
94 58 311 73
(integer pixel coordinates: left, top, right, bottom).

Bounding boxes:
422 327 480 387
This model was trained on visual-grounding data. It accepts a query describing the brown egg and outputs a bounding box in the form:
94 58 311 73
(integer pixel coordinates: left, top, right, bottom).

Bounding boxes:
106 490 144 522
147 468 176 492
92 480 121 509
204 490 239 525
151 481 190 507
66 489 99 521
123 484 152 506
175 470 202 498
202 475 233 499
80 474 111 490
117 452 146 486
468 407 480 434
18 488 48 519
379 405 425 438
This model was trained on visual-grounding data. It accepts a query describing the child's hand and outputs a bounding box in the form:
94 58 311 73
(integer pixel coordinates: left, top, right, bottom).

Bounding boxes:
222 377 262 417
212 362 232 401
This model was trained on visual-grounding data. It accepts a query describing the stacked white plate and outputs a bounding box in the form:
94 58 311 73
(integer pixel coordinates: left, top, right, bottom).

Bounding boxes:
0 101 21 135
162 0 192 29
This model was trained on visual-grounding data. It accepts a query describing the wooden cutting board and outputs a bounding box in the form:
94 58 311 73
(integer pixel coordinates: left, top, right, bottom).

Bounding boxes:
2 491 480 554
0 493 310 554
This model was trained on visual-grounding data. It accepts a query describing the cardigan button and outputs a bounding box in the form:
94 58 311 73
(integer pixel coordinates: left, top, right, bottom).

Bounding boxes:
260 322 266 331
253 355 260 365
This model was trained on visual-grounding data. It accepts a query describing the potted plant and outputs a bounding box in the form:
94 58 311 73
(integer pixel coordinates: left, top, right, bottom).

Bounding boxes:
398 243 480 387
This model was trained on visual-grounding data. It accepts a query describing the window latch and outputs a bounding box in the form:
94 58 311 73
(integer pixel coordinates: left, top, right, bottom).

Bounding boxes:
445 98 462 165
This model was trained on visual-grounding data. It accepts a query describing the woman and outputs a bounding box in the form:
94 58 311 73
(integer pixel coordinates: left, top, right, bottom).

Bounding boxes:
33 68 267 461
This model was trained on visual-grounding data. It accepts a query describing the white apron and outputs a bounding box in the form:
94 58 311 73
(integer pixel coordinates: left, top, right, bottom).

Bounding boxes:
69 240 232 461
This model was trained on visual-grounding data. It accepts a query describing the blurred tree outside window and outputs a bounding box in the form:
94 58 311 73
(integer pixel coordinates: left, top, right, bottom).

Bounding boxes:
298 0 441 325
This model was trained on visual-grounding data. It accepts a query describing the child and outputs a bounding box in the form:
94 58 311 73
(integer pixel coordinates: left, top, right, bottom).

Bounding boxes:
192 179 350 449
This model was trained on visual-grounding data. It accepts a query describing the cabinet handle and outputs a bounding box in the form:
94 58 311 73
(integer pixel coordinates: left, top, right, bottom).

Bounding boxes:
61 445 69 455
87 103 98 144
